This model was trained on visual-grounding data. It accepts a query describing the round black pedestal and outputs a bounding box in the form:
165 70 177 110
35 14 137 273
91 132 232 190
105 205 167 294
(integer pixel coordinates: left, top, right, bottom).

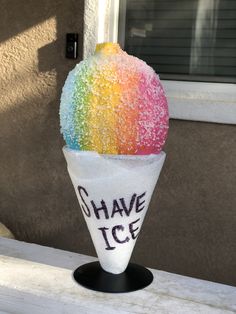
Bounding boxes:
73 262 153 293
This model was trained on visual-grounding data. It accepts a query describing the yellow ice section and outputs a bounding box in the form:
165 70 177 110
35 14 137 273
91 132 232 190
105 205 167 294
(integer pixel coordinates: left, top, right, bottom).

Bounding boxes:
95 42 121 55
86 64 120 154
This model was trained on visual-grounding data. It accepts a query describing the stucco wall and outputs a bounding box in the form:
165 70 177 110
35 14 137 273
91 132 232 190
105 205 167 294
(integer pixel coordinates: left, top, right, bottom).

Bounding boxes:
0 0 85 245
0 0 235 287
139 120 236 286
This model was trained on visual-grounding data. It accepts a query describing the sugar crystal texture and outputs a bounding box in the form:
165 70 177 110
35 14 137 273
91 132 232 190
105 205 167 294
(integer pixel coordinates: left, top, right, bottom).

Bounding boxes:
60 43 169 155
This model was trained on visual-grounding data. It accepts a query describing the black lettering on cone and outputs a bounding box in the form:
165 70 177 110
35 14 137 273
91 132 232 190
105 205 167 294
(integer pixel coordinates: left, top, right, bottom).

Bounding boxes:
112 225 130 244
91 200 109 220
98 227 116 250
111 200 123 218
129 218 141 239
77 186 91 217
119 193 137 216
136 192 146 212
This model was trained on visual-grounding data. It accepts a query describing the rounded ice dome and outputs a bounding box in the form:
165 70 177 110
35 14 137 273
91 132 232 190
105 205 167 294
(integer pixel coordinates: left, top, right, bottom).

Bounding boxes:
60 42 169 155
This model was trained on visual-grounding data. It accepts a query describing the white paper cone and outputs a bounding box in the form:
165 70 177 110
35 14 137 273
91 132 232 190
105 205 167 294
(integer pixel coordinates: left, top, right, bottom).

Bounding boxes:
63 147 166 274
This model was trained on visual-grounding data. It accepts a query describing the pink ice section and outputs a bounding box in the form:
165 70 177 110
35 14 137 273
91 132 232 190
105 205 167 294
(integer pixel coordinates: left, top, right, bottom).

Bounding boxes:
136 72 169 155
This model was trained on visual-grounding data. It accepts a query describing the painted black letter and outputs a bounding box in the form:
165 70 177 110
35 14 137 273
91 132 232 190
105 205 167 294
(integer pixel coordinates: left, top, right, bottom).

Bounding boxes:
111 200 123 218
129 218 141 239
112 225 130 244
98 227 115 250
136 192 146 213
119 193 137 216
91 200 109 219
77 186 91 217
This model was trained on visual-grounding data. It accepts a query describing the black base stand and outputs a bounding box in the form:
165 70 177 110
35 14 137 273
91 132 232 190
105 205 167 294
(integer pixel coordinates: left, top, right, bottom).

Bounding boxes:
73 261 153 293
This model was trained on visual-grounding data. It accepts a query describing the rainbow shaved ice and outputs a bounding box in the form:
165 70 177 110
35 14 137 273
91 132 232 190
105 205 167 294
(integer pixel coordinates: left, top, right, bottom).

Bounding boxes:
60 42 169 155
60 43 169 275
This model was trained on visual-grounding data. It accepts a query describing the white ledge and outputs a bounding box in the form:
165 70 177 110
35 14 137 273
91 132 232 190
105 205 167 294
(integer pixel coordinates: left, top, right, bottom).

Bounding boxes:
0 237 235 314
163 80 236 124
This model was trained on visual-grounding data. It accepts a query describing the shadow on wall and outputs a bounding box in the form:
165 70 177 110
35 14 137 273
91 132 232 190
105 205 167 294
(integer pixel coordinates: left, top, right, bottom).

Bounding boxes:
0 0 95 254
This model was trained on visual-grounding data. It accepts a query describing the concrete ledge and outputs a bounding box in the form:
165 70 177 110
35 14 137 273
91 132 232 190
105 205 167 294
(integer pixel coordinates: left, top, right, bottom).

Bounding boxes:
0 237 235 313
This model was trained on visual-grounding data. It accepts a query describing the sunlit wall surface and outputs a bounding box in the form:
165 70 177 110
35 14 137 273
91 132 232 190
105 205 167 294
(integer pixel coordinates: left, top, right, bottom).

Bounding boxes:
0 0 84 248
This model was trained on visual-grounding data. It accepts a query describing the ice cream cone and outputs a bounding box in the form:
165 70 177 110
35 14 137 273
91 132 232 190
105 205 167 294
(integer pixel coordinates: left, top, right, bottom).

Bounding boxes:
63 146 165 274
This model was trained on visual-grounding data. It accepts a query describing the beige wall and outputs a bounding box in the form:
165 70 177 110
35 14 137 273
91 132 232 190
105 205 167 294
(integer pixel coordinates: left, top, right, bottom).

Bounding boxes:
0 1 235 286
0 1 85 246
139 120 236 286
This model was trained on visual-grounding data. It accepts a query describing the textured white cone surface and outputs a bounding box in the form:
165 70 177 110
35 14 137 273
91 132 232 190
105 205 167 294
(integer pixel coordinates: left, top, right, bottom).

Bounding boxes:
63 147 166 274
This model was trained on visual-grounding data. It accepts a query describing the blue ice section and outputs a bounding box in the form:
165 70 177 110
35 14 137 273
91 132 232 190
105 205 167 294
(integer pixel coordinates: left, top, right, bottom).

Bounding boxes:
59 68 80 150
